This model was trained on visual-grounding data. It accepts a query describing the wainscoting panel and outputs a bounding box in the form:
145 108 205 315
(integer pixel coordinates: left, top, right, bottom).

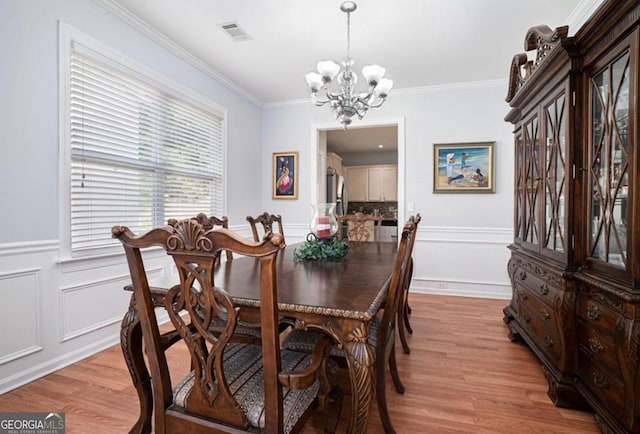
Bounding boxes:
60 267 163 342
410 226 512 299
0 268 42 364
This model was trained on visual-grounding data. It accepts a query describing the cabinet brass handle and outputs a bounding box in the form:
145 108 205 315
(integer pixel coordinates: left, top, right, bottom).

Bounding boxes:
544 336 554 347
520 292 528 301
519 271 527 280
540 310 550 320
593 372 609 389
587 305 600 321
588 337 604 353
522 313 531 323
539 284 549 296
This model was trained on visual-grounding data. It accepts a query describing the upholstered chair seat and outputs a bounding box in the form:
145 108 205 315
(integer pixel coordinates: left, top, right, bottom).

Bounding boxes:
174 344 326 433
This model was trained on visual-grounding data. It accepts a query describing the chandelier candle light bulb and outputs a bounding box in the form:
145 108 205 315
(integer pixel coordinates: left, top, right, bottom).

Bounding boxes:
305 1 393 128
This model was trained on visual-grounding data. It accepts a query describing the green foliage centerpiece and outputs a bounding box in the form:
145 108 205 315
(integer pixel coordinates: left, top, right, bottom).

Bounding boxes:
294 234 349 261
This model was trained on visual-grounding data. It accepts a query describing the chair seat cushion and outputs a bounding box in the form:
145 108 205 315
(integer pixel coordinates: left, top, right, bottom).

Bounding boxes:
173 343 320 434
283 317 381 358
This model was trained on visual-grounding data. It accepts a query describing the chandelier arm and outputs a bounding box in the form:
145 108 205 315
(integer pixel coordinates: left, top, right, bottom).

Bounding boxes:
311 93 330 106
367 98 388 109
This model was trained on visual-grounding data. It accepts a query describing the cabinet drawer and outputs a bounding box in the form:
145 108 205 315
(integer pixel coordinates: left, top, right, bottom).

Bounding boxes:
515 285 556 326
577 296 618 334
513 267 560 307
576 320 618 375
515 288 561 363
577 350 625 416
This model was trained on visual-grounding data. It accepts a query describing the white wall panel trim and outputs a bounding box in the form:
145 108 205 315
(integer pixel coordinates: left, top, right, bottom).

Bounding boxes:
0 268 43 365
0 240 58 257
0 345 43 366
0 267 42 279
59 266 163 342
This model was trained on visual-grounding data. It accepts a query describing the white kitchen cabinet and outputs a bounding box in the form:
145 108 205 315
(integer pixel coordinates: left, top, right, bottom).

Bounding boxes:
346 165 397 202
368 166 397 201
346 167 369 201
326 152 343 177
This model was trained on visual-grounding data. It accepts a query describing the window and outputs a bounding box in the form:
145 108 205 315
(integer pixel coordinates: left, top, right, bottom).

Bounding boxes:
60 24 225 258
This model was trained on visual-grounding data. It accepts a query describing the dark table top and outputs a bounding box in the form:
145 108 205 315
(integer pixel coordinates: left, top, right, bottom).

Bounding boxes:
149 241 397 321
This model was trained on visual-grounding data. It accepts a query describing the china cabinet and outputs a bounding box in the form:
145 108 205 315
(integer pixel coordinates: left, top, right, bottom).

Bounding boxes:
504 1 640 432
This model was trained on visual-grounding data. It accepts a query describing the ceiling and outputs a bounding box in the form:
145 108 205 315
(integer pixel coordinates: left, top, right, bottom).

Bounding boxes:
106 0 589 106
327 125 398 154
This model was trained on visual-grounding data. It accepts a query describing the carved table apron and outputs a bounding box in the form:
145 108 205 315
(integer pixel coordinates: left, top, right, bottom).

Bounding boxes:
121 241 396 434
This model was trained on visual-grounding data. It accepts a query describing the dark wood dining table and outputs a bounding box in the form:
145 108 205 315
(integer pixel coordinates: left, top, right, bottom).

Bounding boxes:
120 241 398 434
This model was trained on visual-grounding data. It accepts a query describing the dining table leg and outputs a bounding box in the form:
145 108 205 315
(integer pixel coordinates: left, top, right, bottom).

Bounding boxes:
120 294 153 434
341 322 376 434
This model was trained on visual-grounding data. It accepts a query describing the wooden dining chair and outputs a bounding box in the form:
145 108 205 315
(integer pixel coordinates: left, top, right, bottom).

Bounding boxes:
246 212 285 243
339 211 381 242
396 214 421 354
113 219 339 434
282 215 419 434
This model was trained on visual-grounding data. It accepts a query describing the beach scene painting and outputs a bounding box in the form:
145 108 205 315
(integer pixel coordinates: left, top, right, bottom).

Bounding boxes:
433 142 495 193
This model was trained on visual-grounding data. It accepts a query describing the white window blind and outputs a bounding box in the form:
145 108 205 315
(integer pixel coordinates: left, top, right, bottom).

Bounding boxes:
68 48 224 256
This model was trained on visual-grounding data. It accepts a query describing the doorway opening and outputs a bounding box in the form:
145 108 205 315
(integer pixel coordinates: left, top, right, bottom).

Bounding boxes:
310 117 406 239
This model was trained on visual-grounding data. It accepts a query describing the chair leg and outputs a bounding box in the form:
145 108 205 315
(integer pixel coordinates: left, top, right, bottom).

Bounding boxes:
388 342 405 394
323 386 344 434
376 352 397 434
397 299 411 355
403 297 414 335
120 302 153 434
405 259 414 334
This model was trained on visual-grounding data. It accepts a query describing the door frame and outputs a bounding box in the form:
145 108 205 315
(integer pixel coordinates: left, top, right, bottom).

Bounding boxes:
309 116 406 229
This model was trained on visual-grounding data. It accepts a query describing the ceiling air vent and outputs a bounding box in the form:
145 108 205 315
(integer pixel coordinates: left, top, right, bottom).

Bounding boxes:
218 21 251 42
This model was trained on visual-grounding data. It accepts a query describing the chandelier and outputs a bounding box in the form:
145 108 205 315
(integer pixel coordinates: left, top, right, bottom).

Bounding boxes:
305 1 393 129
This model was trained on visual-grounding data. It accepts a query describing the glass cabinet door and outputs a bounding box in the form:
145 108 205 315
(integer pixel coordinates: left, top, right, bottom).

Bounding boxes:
589 51 630 268
515 132 523 240
544 93 567 253
523 116 540 246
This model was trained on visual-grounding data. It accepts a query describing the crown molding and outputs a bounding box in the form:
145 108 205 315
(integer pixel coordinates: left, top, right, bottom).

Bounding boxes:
91 0 263 107
263 79 507 109
565 0 606 35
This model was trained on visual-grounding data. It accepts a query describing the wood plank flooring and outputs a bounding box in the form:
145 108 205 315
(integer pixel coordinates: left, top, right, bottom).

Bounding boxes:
0 294 600 433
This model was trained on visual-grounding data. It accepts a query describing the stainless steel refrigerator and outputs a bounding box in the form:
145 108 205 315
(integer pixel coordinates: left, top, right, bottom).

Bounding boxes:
327 168 348 216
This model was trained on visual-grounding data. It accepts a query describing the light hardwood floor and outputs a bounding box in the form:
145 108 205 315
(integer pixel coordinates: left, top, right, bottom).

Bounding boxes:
0 294 600 433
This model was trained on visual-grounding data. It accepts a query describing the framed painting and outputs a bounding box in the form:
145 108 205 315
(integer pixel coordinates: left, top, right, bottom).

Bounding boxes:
272 151 298 199
433 142 495 193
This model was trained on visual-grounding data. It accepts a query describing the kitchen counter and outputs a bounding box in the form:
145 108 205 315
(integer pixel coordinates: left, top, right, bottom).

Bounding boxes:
376 218 397 226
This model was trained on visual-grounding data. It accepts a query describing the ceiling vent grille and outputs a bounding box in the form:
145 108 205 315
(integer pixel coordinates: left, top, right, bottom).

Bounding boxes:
218 21 251 42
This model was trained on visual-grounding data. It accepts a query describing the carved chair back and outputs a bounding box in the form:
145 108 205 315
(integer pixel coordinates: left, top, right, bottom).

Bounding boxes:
194 213 233 262
397 213 421 354
339 212 380 242
113 220 326 434
246 212 285 243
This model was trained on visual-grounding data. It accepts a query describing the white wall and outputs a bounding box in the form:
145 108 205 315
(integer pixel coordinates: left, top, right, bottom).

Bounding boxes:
262 81 515 299
0 0 260 393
